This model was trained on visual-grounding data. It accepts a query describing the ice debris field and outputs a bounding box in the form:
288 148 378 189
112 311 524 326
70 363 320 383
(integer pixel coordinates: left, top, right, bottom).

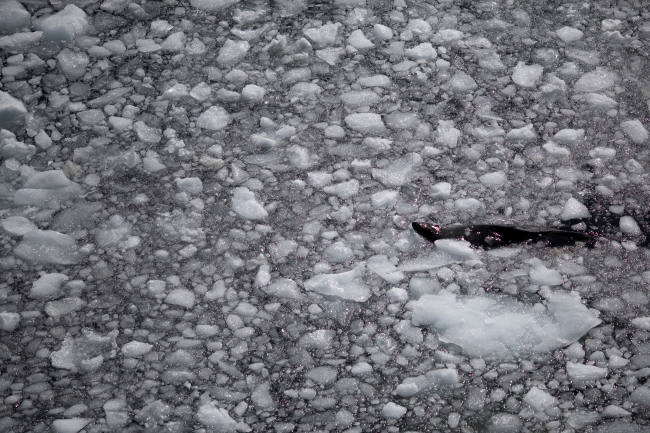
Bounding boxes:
0 0 650 432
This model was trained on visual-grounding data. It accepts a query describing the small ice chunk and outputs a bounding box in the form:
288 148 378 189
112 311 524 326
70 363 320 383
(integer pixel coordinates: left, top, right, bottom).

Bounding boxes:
574 68 617 93
380 402 407 419
45 297 85 317
619 216 641 235
30 273 71 300
263 278 302 299
506 124 538 143
529 263 563 286
197 106 231 130
367 255 405 283
387 288 409 302
566 362 607 381
478 171 507 188
543 141 571 156
373 23 393 41
563 342 585 359
121 341 153 357
303 23 340 48
436 120 461 148
553 128 584 145
371 190 398 208
196 401 248 431
323 179 359 200
0 216 36 236
299 330 335 350
512 62 544 88
0 0 31 36
0 91 27 129
561 197 591 220
631 317 650 331
304 264 371 302
385 112 419 130
372 153 422 187
340 90 380 106
357 75 391 87
430 182 451 199
344 113 386 134
217 39 250 66
165 288 195 308
434 240 475 260
620 120 649 144
189 0 240 12
523 387 557 412
405 42 437 61
447 72 477 94
0 312 20 331
454 198 483 212
556 26 583 42
0 31 43 53
37 4 89 45
14 230 80 264
176 177 203 194
56 49 89 81
351 361 372 375
307 172 333 188
241 84 266 103
324 241 354 263
348 29 374 50
161 31 186 51
51 419 91 433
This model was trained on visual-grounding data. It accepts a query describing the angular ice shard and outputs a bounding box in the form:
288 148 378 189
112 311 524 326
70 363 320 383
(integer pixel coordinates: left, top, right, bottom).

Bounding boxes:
231 187 267 221
14 230 82 264
304 263 371 302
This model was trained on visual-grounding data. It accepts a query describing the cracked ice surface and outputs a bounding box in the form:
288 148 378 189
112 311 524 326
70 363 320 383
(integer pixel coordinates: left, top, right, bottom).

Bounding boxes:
0 0 650 432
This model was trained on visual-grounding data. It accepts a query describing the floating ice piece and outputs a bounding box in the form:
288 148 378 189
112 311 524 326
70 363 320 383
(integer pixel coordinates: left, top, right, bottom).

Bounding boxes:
367 255 404 283
231 187 267 220
344 113 386 134
436 120 461 148
478 52 505 71
357 75 391 87
620 216 641 235
380 403 406 419
405 42 437 61
573 93 618 110
512 62 544 88
289 82 322 99
217 39 250 66
122 341 153 357
0 0 31 36
304 263 371 302
189 0 240 12
529 263 563 286
542 141 571 157
36 4 89 45
196 401 250 431
57 48 89 81
574 68 617 93
447 72 477 94
0 31 43 53
506 124 538 143
0 216 36 236
411 291 601 359
340 90 380 106
29 273 69 299
197 106 231 130
385 112 419 130
45 297 85 317
165 288 195 308
398 250 460 272
51 329 117 372
263 278 302 299
348 29 374 50
52 419 91 433
566 362 607 381
430 182 451 199
620 120 649 144
303 22 340 48
299 330 335 350
372 153 422 187
371 190 398 208
395 369 459 398
316 47 345 65
242 84 266 103
323 241 354 263
372 23 393 41
434 240 475 260
323 179 359 200
631 317 650 331
556 26 583 42
553 128 584 145
14 230 81 264
434 29 464 45
454 198 483 212
0 91 27 129
479 171 507 188
0 311 20 331
524 387 557 412
561 197 591 220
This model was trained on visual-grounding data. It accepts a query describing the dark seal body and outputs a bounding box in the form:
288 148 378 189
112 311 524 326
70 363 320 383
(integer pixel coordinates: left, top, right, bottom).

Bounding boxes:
412 222 594 248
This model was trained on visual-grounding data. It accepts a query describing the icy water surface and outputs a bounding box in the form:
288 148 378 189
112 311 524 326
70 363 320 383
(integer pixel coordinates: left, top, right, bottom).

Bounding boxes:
0 0 650 431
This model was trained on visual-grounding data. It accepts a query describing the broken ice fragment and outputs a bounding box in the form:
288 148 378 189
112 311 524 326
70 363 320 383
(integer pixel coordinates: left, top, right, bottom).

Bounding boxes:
620 120 649 144
344 113 386 135
447 72 477 94
197 106 231 130
304 264 371 302
561 197 591 220
231 187 267 220
0 91 27 129
217 39 250 66
14 230 82 265
512 62 544 88
573 68 617 93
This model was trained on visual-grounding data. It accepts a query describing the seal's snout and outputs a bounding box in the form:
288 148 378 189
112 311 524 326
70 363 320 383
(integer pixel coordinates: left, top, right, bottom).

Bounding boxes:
412 222 441 242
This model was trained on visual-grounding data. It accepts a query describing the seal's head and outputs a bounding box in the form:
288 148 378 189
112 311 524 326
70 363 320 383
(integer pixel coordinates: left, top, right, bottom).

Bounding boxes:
412 222 442 242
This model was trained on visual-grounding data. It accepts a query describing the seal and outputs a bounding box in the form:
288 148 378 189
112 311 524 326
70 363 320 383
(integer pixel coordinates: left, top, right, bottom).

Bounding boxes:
412 222 595 248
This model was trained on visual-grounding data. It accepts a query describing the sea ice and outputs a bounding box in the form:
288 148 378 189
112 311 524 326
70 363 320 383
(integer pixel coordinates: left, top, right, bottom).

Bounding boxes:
367 255 405 283
556 26 583 42
574 68 617 93
447 72 477 94
37 4 89 45
304 264 371 302
344 113 386 134
561 197 591 220
372 153 422 187
14 230 81 264
411 291 601 359
0 92 27 129
0 216 36 236
197 106 231 130
620 120 649 144
0 0 31 35
512 62 544 88
29 273 69 299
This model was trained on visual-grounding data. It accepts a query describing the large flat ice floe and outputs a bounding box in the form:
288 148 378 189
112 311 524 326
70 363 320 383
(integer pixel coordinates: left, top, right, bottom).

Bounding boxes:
411 291 601 360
